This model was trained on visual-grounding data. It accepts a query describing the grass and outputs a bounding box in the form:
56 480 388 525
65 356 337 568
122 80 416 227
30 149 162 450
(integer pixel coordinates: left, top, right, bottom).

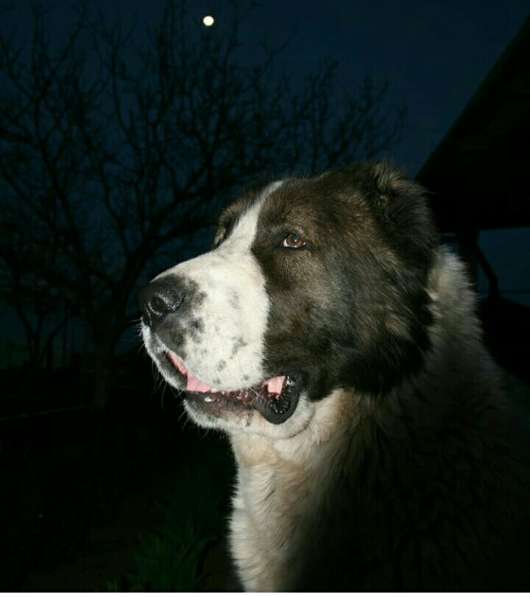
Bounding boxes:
4 365 528 591
106 431 234 591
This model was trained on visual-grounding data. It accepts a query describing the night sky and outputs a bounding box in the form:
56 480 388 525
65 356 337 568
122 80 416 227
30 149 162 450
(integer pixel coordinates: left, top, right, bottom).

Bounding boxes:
10 0 529 176
84 0 530 176
158 0 530 303
4 0 530 315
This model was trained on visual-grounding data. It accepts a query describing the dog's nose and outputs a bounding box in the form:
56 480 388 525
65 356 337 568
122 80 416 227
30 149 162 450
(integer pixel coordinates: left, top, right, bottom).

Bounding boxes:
138 276 185 328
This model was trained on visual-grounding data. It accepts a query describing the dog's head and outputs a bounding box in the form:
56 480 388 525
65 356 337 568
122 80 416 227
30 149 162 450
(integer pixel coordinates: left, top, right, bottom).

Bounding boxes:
139 163 438 438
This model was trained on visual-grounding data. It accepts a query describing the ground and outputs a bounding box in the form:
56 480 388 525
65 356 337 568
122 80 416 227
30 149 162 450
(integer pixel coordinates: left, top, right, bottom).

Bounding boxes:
1 367 528 591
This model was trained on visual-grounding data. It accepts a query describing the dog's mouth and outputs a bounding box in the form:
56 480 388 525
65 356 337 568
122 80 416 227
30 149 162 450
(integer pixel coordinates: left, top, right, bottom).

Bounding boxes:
166 351 301 424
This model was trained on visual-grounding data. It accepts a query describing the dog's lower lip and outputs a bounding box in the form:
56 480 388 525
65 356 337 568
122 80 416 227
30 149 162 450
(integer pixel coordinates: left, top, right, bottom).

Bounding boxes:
164 351 302 424
185 376 300 425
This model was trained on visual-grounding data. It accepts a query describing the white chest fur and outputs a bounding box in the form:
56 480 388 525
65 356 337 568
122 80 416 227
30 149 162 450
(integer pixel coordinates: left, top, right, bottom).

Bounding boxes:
228 390 356 591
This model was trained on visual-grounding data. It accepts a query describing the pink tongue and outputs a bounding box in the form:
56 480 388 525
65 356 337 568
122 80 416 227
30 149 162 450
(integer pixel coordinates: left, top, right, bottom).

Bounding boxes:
167 352 188 376
168 351 285 396
168 352 211 392
265 375 285 395
186 372 212 393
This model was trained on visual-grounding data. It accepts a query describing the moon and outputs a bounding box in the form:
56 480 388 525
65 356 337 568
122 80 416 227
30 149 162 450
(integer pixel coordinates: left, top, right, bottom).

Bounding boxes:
202 15 215 27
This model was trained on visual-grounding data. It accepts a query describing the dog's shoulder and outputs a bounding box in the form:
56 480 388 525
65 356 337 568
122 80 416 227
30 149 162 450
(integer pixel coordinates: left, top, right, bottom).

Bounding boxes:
229 249 530 591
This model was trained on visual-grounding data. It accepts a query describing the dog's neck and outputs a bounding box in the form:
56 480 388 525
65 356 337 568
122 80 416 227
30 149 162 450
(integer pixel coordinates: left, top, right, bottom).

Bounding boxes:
226 249 505 591
228 389 361 591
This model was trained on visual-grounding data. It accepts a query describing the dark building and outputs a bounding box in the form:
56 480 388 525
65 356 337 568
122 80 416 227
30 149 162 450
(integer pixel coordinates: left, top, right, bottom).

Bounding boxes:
417 15 530 383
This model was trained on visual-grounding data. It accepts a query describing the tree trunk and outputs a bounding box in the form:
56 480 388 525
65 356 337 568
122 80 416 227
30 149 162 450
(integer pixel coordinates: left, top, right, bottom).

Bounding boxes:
90 332 117 411
92 352 112 410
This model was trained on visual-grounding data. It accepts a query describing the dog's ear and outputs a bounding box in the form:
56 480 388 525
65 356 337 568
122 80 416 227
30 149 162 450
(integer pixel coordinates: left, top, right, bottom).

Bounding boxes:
364 161 439 273
372 161 412 196
368 161 428 222
334 162 439 394
212 206 237 248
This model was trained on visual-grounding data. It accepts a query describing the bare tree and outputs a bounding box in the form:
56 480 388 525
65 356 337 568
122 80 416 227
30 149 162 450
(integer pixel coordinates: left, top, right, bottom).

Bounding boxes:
0 216 69 368
0 1 404 408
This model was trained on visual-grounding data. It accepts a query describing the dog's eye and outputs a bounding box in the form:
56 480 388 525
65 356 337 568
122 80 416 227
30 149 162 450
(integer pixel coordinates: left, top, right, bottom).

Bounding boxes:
282 233 307 249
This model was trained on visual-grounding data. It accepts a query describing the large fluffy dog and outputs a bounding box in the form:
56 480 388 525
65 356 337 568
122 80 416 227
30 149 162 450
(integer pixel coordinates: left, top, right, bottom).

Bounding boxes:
139 163 530 590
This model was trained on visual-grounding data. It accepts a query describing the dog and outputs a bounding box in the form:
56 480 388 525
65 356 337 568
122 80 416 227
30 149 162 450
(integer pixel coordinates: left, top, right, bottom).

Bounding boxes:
139 163 530 590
